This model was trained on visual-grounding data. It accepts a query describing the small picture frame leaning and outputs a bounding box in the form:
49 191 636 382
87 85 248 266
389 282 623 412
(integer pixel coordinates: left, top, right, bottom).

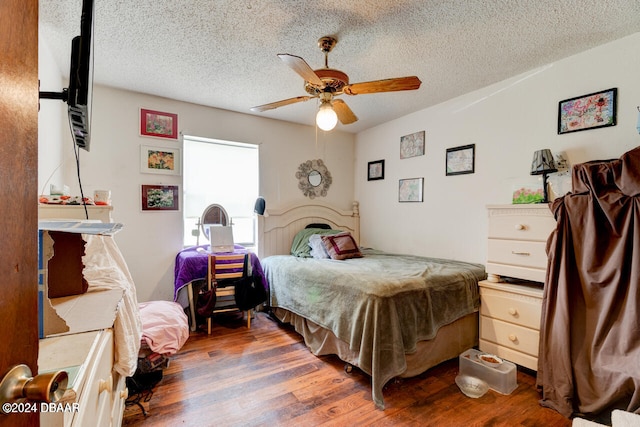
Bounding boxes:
367 160 385 181
446 144 475 176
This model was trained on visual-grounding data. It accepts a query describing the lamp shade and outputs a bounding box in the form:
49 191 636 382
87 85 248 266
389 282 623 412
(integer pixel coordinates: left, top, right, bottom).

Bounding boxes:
530 149 558 175
254 196 265 215
316 102 338 131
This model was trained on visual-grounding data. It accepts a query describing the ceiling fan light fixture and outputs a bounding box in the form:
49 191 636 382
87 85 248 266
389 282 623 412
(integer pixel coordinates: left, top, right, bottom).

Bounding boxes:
316 101 338 131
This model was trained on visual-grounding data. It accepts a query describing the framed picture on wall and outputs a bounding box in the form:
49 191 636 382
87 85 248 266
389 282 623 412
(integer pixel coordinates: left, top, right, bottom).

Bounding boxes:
400 131 425 159
140 145 181 175
557 88 617 134
141 185 179 211
446 144 475 176
367 160 385 181
140 108 178 139
398 177 424 202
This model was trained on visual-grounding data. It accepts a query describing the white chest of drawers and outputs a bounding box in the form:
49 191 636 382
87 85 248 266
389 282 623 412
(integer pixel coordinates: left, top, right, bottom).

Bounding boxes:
478 280 543 370
480 204 555 371
486 204 555 283
39 329 127 427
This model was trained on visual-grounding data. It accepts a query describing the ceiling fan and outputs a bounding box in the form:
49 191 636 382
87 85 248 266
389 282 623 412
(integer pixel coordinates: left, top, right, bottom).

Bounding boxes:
250 36 422 131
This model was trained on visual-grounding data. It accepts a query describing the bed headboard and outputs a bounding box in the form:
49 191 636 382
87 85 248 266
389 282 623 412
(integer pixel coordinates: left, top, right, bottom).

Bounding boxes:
257 201 360 258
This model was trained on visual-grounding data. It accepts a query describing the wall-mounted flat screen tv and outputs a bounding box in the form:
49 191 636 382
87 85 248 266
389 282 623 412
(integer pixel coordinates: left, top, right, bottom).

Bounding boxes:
40 0 94 152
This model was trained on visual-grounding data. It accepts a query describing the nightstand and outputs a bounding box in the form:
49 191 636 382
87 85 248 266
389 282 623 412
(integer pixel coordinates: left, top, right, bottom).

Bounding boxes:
485 204 555 283
479 204 555 371
478 280 543 371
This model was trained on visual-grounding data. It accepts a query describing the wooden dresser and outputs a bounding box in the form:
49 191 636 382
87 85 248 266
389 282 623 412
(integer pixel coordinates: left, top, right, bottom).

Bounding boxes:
37 225 129 426
479 204 555 371
39 329 127 427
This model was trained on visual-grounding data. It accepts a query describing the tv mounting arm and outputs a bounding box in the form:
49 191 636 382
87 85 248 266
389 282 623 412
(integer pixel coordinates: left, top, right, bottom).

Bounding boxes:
39 88 68 102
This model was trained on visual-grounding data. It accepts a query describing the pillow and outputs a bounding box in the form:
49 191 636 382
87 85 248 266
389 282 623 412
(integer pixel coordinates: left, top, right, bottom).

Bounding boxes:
290 228 342 257
305 223 332 230
308 234 330 259
321 231 363 260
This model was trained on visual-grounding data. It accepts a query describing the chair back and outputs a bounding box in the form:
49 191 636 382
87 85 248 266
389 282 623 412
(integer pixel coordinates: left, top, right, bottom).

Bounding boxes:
203 252 254 333
208 253 248 286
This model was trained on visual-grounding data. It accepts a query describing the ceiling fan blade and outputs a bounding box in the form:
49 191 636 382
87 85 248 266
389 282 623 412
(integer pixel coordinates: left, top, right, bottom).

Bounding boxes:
343 76 421 95
250 96 314 112
333 99 358 125
277 54 325 87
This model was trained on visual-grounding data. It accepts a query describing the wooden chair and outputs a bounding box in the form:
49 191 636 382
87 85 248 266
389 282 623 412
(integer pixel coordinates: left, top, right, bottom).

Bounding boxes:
206 253 252 334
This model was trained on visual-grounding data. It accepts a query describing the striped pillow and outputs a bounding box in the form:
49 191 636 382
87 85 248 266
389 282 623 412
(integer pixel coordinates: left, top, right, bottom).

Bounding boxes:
321 232 362 260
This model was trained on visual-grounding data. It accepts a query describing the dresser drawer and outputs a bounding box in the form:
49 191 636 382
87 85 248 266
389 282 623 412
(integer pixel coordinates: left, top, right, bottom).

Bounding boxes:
480 286 542 329
488 206 555 241
72 329 114 427
487 239 548 270
480 316 539 357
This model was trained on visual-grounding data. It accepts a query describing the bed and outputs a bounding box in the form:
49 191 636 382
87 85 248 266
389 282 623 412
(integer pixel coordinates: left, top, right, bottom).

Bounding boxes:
258 201 487 409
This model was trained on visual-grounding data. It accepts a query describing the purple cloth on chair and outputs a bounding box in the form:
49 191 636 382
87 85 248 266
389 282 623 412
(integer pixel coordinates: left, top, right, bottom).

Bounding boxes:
173 244 268 302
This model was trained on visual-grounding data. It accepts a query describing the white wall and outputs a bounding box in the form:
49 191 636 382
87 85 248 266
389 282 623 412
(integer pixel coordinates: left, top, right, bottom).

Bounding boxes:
354 33 640 265
37 36 66 195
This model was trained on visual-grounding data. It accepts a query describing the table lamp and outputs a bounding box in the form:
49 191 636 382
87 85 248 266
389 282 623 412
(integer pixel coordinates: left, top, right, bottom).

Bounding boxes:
530 149 557 203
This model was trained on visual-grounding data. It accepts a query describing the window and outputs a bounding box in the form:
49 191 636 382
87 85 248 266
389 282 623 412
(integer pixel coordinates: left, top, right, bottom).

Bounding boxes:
183 135 259 248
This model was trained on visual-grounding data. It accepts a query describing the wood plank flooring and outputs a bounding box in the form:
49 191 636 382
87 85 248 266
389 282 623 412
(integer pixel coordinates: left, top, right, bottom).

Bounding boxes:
123 311 572 427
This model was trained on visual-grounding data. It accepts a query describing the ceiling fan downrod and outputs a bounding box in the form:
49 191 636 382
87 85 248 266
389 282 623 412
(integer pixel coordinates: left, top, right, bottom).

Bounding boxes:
318 36 337 68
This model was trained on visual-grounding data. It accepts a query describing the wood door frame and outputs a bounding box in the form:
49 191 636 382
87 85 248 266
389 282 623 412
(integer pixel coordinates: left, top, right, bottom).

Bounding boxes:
0 0 39 425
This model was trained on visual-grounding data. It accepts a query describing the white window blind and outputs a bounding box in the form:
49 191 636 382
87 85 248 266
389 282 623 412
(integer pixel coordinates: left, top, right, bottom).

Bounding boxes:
182 135 259 247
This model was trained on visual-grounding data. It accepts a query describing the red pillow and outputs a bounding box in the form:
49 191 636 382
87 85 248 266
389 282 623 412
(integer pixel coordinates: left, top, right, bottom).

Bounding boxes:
321 232 362 260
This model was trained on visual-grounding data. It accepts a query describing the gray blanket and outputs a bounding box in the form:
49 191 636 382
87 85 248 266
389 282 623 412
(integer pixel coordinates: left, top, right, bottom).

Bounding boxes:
262 249 486 408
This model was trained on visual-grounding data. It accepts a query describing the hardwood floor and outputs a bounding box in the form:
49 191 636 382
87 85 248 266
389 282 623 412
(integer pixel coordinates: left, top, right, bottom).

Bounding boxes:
123 312 572 427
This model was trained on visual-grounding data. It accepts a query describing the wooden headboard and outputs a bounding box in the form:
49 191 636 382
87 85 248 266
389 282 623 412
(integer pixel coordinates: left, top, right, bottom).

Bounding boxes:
257 201 360 258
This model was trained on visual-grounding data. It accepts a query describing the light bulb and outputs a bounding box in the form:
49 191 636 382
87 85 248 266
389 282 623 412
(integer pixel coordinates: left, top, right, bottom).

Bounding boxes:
316 102 338 131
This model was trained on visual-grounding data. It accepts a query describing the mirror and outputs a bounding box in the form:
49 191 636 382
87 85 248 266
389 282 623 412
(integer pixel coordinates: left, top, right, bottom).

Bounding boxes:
200 204 229 239
308 170 322 187
296 159 332 199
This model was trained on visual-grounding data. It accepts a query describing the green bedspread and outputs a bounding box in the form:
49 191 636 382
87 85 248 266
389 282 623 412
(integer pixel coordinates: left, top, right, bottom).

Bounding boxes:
262 248 486 409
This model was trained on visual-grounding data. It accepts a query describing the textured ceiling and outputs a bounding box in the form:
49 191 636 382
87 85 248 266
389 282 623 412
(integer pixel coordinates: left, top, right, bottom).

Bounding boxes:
39 0 640 134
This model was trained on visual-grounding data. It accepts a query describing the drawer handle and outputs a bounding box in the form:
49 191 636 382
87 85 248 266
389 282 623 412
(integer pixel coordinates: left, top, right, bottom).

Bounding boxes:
511 251 530 256
508 334 518 342
508 307 518 316
99 375 113 394
515 224 527 231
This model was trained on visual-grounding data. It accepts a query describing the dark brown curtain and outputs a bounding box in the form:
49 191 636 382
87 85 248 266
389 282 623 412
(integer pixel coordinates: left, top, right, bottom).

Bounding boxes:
537 145 640 418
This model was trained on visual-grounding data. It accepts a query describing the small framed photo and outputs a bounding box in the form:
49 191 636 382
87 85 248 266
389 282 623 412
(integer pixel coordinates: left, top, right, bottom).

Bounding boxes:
512 182 544 204
446 144 475 176
398 178 424 202
367 160 385 181
140 145 181 175
400 131 425 159
558 88 617 134
141 185 179 211
140 108 178 139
